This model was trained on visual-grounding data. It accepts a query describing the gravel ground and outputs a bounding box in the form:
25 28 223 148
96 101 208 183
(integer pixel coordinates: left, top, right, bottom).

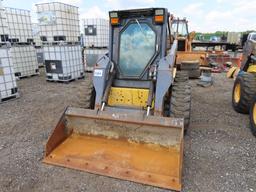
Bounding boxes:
0 70 256 192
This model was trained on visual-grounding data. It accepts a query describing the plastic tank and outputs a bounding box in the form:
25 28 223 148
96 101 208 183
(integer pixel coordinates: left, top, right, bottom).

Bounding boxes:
83 18 109 48
36 2 80 43
5 7 33 43
43 43 84 82
11 45 39 78
0 46 19 101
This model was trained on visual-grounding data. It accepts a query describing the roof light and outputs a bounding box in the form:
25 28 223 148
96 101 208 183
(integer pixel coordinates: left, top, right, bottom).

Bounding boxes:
109 11 119 25
155 9 164 16
154 9 165 24
110 18 119 25
155 15 164 23
110 12 118 18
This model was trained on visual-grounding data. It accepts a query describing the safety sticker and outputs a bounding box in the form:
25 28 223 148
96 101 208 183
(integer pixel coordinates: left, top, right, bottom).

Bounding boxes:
94 69 103 77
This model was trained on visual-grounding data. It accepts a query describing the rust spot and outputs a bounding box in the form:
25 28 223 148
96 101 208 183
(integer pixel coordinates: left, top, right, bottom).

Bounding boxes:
67 159 70 162
105 166 108 170
148 175 152 178
85 162 88 166
126 171 129 174
49 155 53 159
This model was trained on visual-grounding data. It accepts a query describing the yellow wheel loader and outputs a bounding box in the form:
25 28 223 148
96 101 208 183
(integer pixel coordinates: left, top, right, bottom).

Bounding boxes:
43 8 191 191
232 32 256 136
170 17 207 78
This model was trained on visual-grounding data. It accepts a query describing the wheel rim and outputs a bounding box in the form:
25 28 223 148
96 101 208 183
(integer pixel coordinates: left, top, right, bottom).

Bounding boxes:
253 103 256 125
234 83 241 103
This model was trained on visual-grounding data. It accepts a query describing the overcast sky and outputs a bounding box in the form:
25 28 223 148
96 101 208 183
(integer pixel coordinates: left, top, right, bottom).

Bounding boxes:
2 0 256 33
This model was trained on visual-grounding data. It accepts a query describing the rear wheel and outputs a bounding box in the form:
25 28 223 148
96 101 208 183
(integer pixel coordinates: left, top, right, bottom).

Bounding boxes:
188 69 201 79
170 71 191 132
181 61 201 79
180 61 199 70
249 96 256 137
232 72 256 114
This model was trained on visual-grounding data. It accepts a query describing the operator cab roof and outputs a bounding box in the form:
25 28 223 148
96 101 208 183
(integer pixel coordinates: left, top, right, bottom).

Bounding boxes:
109 8 169 18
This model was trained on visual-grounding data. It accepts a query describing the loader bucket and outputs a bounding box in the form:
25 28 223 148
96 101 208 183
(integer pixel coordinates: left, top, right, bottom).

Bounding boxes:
43 107 184 191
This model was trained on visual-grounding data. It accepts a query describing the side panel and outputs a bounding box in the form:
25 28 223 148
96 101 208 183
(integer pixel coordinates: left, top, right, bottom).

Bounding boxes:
154 40 177 115
93 55 111 108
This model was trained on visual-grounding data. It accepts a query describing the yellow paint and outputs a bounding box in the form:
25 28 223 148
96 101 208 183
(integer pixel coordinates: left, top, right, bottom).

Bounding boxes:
108 87 149 108
253 103 256 125
0 67 4 76
176 51 207 65
173 68 177 78
227 67 238 78
247 65 256 73
233 68 241 80
234 83 241 103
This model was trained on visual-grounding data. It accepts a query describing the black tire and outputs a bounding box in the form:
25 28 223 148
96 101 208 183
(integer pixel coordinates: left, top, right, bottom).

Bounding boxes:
249 96 256 137
174 70 189 82
188 69 201 79
170 71 192 132
181 61 200 70
75 78 96 109
232 72 256 114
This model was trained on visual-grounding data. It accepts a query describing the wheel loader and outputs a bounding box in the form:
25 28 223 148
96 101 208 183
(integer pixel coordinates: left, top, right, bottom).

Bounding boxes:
43 8 191 191
170 17 207 78
232 32 256 136
169 17 195 52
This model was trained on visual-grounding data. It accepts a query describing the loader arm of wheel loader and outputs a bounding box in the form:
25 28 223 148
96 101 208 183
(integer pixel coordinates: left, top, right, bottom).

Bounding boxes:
43 8 185 191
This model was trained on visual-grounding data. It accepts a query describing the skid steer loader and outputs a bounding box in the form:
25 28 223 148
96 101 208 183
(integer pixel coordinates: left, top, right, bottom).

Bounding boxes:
43 8 191 191
232 32 256 136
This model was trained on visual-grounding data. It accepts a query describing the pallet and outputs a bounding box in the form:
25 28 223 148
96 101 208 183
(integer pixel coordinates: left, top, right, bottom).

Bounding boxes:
0 43 11 48
85 67 94 73
42 41 80 46
46 75 85 83
0 93 19 104
83 46 108 49
38 64 45 68
16 73 40 80
11 42 35 46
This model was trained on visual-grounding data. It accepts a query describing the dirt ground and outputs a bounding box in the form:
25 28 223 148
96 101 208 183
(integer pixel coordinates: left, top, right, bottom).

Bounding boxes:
0 69 256 192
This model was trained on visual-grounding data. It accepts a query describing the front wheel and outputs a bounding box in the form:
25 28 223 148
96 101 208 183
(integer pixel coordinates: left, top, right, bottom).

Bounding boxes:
75 77 96 109
170 71 192 132
249 96 256 137
232 72 256 114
